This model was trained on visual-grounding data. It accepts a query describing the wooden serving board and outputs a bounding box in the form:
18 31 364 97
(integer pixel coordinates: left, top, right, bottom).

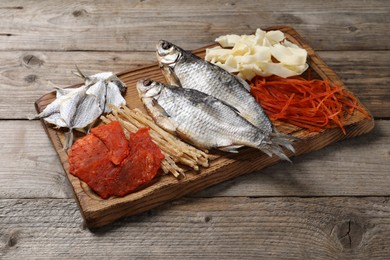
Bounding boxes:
35 26 374 229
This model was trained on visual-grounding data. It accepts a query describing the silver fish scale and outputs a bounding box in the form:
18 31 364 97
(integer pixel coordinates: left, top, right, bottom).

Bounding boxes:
172 52 273 133
157 87 266 149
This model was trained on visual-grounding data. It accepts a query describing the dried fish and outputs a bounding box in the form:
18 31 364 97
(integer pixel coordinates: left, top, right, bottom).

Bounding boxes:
32 69 127 149
156 40 295 153
137 79 293 161
156 40 273 134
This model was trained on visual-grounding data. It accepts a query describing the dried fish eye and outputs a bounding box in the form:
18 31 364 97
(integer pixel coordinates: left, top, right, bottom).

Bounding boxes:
143 79 152 86
161 41 172 50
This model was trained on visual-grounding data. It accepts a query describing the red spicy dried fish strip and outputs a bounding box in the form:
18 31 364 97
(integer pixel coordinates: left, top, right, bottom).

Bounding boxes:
68 122 164 199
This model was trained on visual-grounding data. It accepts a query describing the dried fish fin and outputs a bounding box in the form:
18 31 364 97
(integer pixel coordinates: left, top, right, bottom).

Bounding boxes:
54 87 76 98
72 65 86 79
266 145 292 163
161 66 181 86
143 98 178 134
85 72 114 87
233 74 251 92
270 131 299 153
218 145 243 153
64 129 74 150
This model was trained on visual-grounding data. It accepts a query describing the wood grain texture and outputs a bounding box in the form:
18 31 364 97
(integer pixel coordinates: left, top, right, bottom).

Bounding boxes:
0 50 388 119
196 119 390 198
0 120 388 200
0 0 389 51
0 121 73 199
319 51 390 118
0 51 156 119
0 0 388 257
33 27 375 228
0 197 389 259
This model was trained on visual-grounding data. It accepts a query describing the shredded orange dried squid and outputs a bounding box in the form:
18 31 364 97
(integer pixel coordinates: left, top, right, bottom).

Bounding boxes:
250 75 370 134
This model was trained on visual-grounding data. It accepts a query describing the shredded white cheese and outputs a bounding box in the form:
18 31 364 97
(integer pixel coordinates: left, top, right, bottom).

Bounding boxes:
206 28 308 80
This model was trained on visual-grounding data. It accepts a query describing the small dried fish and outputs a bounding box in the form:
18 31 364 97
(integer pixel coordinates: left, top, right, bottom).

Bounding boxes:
32 69 127 149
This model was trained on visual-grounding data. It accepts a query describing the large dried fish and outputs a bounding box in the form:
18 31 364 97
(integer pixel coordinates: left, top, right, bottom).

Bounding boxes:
137 79 292 161
156 40 295 153
156 40 273 133
32 70 127 149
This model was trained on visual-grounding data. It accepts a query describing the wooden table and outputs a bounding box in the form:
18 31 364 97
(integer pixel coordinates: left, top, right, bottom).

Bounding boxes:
1 1 389 258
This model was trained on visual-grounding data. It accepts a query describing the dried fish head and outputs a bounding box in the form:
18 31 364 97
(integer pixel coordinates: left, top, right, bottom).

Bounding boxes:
109 77 127 94
137 79 164 98
104 81 126 113
156 40 182 66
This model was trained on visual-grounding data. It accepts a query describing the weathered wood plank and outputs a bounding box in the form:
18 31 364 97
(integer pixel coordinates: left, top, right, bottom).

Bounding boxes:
34 28 377 228
0 50 388 119
0 0 389 51
320 51 390 119
0 0 387 257
0 51 156 119
0 121 73 199
196 119 390 197
0 120 388 199
0 197 389 259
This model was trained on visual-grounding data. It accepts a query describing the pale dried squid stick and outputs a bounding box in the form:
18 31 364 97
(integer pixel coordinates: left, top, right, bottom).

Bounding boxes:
100 115 111 125
160 152 185 178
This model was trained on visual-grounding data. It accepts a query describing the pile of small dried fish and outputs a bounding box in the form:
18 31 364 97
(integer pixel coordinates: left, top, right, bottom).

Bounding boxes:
32 68 127 148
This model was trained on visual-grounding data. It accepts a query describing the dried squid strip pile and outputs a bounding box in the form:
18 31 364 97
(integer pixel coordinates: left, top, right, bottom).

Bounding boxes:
250 75 371 134
101 105 209 178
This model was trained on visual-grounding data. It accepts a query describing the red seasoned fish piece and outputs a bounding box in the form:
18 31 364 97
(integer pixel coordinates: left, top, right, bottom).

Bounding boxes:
68 132 120 199
69 134 109 181
91 120 129 165
86 162 119 199
110 128 165 197
69 124 164 199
